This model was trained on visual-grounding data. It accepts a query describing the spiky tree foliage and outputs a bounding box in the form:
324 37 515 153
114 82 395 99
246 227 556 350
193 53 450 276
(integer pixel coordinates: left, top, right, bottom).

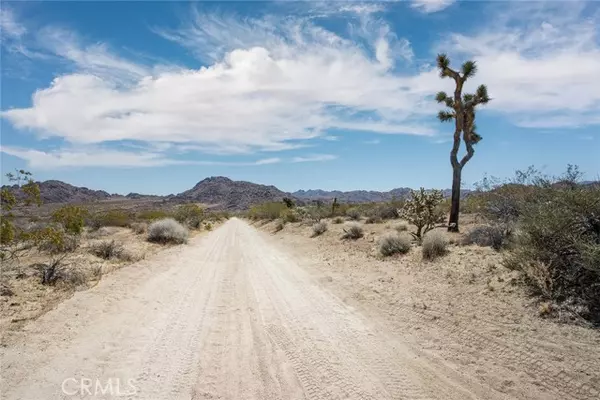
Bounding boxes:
399 188 445 240
436 54 490 232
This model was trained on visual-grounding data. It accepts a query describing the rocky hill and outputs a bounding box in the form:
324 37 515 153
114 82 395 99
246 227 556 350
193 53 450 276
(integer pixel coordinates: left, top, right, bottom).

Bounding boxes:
173 176 292 210
292 187 469 202
2 180 117 204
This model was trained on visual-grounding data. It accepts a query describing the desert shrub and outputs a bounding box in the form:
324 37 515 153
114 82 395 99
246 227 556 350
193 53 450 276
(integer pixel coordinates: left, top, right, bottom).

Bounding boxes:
27 227 79 254
283 197 295 208
365 216 382 224
52 205 88 235
311 221 328 237
174 204 204 229
379 233 411 256
204 222 213 231
273 219 285 232
147 218 189 244
249 202 287 221
504 186 600 323
422 230 448 260
400 188 444 240
464 225 506 250
137 209 171 221
368 204 399 220
346 208 361 221
91 210 132 229
395 222 408 232
333 217 344 224
342 222 364 240
130 222 147 234
280 209 301 223
90 240 125 260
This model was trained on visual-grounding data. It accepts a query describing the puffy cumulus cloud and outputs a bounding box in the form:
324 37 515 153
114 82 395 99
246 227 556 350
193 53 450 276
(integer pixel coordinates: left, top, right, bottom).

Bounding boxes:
411 0 455 14
443 1 600 128
3 13 437 160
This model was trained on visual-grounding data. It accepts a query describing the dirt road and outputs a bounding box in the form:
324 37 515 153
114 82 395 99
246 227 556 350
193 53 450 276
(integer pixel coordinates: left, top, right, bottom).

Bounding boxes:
1 219 596 399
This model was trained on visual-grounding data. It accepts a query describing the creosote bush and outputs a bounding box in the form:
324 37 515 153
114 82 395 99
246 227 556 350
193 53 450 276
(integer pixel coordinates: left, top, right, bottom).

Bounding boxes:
342 222 364 240
147 218 189 244
346 208 361 221
379 233 411 257
249 202 288 221
333 217 344 224
422 230 449 261
464 225 506 251
90 210 132 229
280 209 301 223
311 221 328 237
52 205 88 235
174 204 204 229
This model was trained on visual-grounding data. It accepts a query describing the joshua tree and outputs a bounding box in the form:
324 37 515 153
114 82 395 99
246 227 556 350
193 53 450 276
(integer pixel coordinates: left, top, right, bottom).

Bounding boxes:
435 54 490 232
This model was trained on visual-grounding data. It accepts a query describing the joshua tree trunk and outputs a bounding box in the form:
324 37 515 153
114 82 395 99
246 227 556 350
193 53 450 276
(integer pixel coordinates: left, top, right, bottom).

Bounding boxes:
448 165 462 232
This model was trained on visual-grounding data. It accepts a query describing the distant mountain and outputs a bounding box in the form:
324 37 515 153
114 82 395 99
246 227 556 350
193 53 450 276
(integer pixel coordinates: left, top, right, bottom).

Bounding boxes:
2 180 118 204
292 187 469 202
173 176 292 210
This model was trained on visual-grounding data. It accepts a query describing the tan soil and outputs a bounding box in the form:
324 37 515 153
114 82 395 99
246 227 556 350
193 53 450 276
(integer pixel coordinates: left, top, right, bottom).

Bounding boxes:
1 218 599 399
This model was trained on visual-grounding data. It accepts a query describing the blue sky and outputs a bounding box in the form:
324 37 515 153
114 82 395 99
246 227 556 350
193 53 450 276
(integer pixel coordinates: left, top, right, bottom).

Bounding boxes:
1 1 599 195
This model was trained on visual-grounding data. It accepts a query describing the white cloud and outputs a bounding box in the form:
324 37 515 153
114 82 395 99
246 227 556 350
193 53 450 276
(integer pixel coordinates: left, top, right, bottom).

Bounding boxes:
291 154 337 163
322 135 340 141
364 139 381 145
0 146 341 169
1 7 26 38
411 0 455 13
443 2 600 128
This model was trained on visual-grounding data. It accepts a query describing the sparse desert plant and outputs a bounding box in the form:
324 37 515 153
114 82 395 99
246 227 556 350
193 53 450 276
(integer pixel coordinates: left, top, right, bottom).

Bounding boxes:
333 217 344 224
90 210 132 229
90 240 125 260
395 222 408 232
365 216 382 224
422 230 449 260
346 208 361 221
249 202 288 221
379 233 411 256
311 221 328 237
52 205 88 235
280 208 301 223
204 222 213 231
283 197 295 208
137 209 171 221
342 222 364 240
28 226 79 254
174 204 204 229
464 225 506 250
147 218 189 244
130 222 147 234
400 188 445 240
273 219 285 232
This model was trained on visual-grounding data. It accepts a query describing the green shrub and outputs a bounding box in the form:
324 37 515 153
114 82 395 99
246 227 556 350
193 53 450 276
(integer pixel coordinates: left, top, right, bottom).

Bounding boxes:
91 210 132 229
204 222 213 231
504 186 600 322
333 217 344 224
147 218 189 244
280 209 301 223
52 205 88 235
249 202 288 220
174 204 204 229
422 230 448 260
342 222 363 240
311 221 328 237
346 208 361 221
379 233 411 256
464 225 506 251
137 209 171 221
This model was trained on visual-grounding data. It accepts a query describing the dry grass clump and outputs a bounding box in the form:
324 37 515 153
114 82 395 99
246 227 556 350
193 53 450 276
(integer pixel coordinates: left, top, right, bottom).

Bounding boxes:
346 208 361 221
422 230 449 260
379 233 411 256
130 222 147 235
365 216 382 224
342 222 364 240
273 219 285 233
147 218 189 244
332 217 344 224
311 221 328 237
394 222 408 232
90 240 132 261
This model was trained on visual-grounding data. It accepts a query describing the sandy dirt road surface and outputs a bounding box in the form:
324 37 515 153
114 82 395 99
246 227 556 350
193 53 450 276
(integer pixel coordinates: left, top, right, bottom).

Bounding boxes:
1 218 598 399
